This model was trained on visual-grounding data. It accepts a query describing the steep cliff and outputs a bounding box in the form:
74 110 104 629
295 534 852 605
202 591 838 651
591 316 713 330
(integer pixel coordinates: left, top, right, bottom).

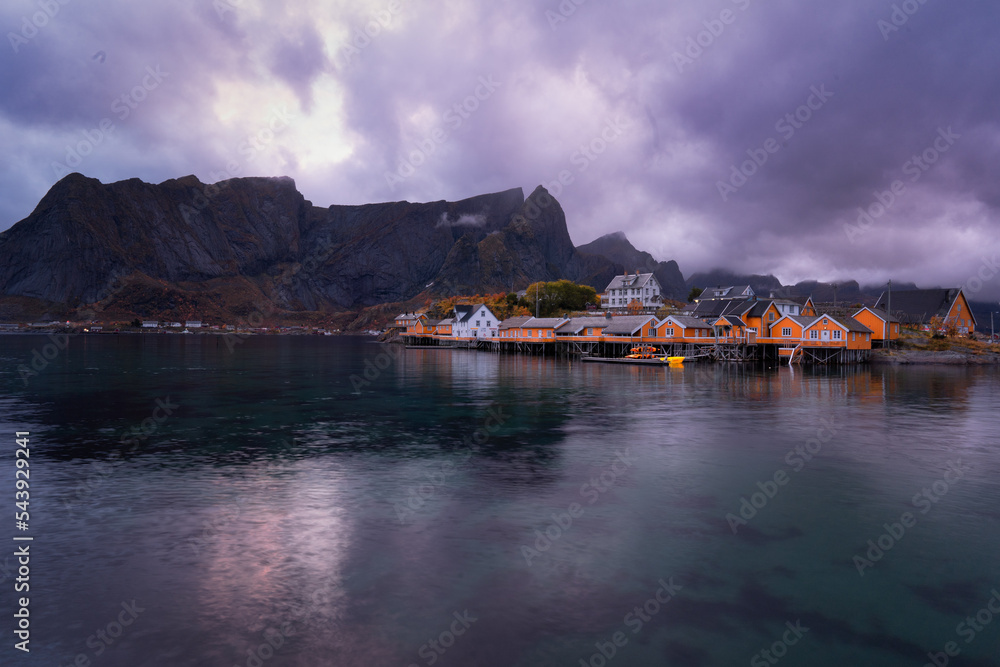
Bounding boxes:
0 174 631 318
576 231 687 300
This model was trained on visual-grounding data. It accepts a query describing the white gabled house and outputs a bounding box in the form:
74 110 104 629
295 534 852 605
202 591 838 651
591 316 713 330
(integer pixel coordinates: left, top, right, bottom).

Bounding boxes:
601 272 662 312
452 304 500 339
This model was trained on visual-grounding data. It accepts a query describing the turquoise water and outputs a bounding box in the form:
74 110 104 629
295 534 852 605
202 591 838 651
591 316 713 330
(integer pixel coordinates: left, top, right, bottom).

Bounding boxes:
1 334 999 666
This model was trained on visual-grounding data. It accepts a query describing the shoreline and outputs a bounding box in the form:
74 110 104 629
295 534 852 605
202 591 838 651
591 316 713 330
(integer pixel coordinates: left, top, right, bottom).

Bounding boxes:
871 349 1000 365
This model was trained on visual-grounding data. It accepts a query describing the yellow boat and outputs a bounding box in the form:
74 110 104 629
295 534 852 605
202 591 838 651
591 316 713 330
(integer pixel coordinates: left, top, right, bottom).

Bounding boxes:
667 356 685 364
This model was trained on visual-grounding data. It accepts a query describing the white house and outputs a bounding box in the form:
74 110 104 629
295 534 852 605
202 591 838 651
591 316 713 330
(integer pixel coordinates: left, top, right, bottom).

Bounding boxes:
694 285 756 302
185 320 202 328
601 272 662 312
452 304 499 338
141 320 158 328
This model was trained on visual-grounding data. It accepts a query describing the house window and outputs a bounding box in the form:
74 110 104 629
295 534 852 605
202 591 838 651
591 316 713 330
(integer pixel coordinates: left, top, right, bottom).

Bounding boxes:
487 321 491 327
526 330 532 337
810 330 818 339
476 320 481 327
781 327 792 337
823 319 828 325
833 330 842 340
547 330 553 338
648 327 656 336
748 328 757 335
666 328 674 337
768 313 775 321
586 328 592 336
851 333 855 341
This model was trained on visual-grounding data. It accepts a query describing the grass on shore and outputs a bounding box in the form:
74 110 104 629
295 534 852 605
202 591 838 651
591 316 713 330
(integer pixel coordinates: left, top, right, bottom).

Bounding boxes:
896 329 998 355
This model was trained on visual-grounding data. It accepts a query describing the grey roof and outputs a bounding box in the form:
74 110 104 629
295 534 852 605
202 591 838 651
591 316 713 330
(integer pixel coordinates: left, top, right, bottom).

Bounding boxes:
813 314 873 334
437 317 454 325
454 303 494 323
836 315 873 334
556 317 611 334
873 289 970 325
602 315 656 335
715 315 746 327
522 317 569 328
667 316 712 329
698 285 754 300
603 272 658 292
499 315 532 330
688 298 742 318
853 307 899 323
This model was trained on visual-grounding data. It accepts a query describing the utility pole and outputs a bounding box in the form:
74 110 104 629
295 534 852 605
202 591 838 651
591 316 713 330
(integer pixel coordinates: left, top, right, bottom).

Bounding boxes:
886 279 891 346
991 309 995 343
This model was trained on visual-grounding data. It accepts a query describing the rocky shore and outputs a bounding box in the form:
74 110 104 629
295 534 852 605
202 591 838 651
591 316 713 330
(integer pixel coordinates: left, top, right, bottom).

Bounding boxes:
871 349 1000 365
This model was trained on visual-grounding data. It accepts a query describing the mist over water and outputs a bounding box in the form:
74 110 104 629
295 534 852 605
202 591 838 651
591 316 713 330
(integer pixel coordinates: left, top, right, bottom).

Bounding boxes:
1 334 999 666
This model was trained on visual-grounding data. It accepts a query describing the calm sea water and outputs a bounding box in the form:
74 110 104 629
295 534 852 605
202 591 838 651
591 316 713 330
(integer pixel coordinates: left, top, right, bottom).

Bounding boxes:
1 334 999 667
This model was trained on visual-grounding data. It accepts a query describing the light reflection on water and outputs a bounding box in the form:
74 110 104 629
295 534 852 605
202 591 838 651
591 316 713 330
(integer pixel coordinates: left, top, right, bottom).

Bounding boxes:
0 335 998 666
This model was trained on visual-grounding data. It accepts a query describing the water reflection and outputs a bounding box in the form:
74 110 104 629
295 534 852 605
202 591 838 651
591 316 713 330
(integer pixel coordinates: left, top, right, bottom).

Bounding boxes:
0 335 997 666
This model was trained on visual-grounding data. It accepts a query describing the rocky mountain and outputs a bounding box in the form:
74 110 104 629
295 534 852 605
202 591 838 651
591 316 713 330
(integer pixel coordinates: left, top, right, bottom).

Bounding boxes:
576 232 687 300
0 173 634 320
685 270 783 297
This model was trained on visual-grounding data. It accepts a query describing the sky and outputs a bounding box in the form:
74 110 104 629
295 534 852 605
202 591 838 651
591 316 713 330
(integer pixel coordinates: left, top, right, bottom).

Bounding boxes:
2 0 999 299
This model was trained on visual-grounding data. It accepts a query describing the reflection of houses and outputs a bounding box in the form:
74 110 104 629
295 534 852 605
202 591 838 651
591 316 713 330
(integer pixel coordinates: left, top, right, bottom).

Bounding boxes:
600 272 662 312
874 288 976 334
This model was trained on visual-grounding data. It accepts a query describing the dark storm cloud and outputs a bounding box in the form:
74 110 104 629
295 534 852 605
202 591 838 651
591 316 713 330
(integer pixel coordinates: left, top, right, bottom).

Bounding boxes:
0 0 997 298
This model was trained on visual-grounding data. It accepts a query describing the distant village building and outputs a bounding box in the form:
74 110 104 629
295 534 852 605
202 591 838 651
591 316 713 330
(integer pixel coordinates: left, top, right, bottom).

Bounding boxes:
142 320 158 328
873 288 976 334
601 272 662 313
185 320 203 328
393 313 419 330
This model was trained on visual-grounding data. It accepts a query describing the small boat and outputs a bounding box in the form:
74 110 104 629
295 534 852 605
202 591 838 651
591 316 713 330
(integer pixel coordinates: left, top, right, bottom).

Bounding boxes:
667 356 685 364
625 346 660 360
